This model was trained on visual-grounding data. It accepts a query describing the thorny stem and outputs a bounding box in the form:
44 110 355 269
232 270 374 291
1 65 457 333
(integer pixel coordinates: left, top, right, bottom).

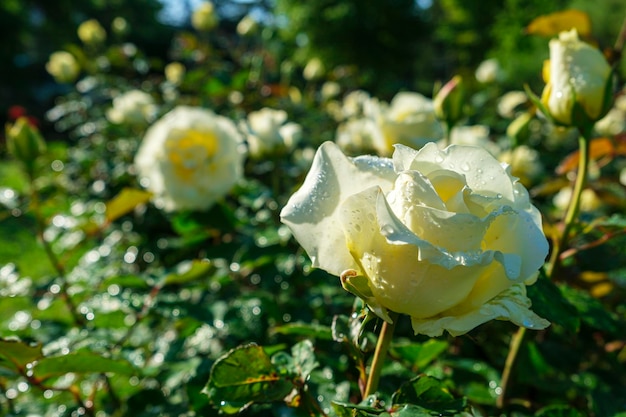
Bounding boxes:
363 313 399 399
498 131 591 409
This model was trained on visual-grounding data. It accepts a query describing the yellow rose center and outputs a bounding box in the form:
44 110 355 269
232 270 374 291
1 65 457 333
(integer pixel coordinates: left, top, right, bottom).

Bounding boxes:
166 129 219 183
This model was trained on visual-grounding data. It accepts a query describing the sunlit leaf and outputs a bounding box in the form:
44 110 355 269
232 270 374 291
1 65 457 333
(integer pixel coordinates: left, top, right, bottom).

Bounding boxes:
162 259 215 287
558 285 621 335
33 352 137 381
105 188 152 223
271 322 334 340
392 339 448 371
0 339 43 373
526 10 591 38
203 344 295 414
392 375 467 414
527 273 579 333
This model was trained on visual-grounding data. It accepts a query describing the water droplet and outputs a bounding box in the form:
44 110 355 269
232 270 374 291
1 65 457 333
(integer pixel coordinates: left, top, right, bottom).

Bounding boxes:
435 155 444 163
461 162 470 171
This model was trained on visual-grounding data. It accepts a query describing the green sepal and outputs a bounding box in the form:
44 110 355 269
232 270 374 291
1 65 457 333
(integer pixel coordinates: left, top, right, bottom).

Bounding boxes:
523 84 557 125
340 270 393 323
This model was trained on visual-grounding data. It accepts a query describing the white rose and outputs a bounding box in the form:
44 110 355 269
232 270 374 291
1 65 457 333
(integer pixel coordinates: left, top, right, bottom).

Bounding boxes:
541 29 612 127
135 106 245 212
335 118 382 155
280 141 549 336
242 108 301 158
46 51 80 84
77 19 106 44
303 57 325 81
376 92 444 156
497 91 529 118
107 90 157 125
498 145 544 187
475 58 503 84
447 125 501 157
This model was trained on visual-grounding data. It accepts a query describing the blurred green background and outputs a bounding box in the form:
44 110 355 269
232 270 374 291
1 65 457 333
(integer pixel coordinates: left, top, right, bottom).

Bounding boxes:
2 0 624 129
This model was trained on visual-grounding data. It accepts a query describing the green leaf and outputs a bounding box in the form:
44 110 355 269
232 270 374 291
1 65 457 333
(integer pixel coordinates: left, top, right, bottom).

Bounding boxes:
392 375 467 415
105 188 152 223
33 352 137 381
527 274 580 333
162 259 215 287
0 339 43 373
392 339 449 371
535 404 585 417
271 322 333 340
558 284 621 334
281 339 318 381
203 344 295 414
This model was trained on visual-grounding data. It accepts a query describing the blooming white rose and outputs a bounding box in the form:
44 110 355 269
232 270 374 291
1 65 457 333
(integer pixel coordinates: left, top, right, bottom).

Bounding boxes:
192 2 219 31
135 106 245 212
242 108 302 158
541 29 612 127
376 92 444 156
107 90 157 125
281 141 549 336
77 19 107 44
46 51 80 84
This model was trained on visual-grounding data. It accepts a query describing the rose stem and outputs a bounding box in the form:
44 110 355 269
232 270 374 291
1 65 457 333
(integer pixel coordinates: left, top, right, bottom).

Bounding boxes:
363 312 399 398
497 130 591 409
547 131 591 277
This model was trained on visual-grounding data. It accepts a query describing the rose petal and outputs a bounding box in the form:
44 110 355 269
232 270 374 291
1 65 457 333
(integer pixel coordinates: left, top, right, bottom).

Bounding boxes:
280 141 396 276
340 187 485 318
410 283 550 337
394 142 515 201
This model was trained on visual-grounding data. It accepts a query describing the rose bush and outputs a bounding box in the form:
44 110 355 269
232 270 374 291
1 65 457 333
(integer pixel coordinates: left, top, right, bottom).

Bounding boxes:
541 29 612 127
134 106 245 212
281 141 549 336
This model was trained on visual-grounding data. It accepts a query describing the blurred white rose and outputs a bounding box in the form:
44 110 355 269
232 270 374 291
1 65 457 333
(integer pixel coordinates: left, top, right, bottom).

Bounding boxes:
335 118 381 155
497 91 529 118
164 62 186 86
46 51 80 84
447 125 501 157
475 58 503 84
303 57 325 81
135 106 245 211
77 19 107 44
236 14 259 37
376 92 444 155
281 141 549 336
498 145 544 187
107 90 157 125
192 2 219 31
242 108 302 158
553 187 603 214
